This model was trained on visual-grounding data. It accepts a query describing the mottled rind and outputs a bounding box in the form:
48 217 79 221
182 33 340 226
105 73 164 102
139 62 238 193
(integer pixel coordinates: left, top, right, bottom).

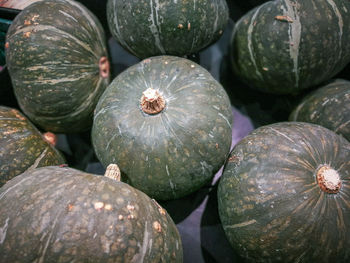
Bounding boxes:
0 106 65 187
218 122 350 262
92 56 233 200
5 0 110 133
290 78 350 142
107 0 229 59
0 166 183 263
230 0 350 94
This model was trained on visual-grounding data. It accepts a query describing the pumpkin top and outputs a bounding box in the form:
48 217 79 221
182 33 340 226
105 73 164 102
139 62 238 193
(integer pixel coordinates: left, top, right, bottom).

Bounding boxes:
140 88 166 114
316 165 341 194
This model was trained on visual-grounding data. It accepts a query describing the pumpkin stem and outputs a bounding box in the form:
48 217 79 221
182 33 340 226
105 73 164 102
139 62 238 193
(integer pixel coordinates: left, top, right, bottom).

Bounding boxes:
99 56 110 79
43 132 57 146
104 164 121 182
140 88 166 114
316 165 341 194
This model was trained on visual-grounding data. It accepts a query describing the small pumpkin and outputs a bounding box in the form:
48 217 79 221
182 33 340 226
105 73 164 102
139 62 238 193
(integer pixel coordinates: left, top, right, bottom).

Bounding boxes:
0 106 65 187
290 79 350 142
218 122 350 262
92 55 233 200
5 0 110 133
0 164 183 262
106 0 229 59
230 0 350 94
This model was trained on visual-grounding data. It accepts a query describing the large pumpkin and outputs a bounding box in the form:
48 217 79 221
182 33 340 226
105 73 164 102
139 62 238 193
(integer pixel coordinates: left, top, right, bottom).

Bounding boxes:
218 122 350 262
92 55 233 200
0 106 65 187
230 0 350 94
5 0 110 133
0 165 183 262
106 0 229 59
290 79 350 142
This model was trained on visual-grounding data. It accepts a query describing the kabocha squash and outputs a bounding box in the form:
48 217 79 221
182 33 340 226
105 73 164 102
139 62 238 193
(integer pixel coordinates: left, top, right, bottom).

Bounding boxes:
290 79 350 142
92 56 233 200
0 106 65 187
0 165 183 262
230 0 350 94
5 0 110 133
106 0 229 59
218 122 350 262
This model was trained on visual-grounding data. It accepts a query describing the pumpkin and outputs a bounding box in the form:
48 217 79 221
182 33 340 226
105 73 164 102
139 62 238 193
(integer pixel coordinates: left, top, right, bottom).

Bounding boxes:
92 55 233 200
218 122 350 262
230 0 350 94
5 0 110 133
290 79 350 142
0 106 65 187
0 164 183 262
106 0 229 59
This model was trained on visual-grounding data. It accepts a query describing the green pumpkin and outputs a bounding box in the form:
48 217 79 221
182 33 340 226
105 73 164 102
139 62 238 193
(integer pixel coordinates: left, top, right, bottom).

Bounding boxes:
0 106 65 187
106 0 229 59
92 55 233 200
218 122 350 262
290 79 350 142
5 0 110 133
230 0 350 94
0 165 183 262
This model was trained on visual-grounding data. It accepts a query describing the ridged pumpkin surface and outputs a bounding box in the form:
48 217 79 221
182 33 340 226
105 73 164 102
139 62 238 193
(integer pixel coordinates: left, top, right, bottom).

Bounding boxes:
230 0 350 94
290 79 350 142
106 0 229 59
5 0 110 133
0 106 65 187
0 166 183 262
218 122 350 262
92 56 233 200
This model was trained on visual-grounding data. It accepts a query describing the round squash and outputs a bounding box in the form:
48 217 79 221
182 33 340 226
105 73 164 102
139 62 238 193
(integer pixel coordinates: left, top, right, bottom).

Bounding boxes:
5 0 110 133
106 0 229 59
218 122 350 262
0 165 183 262
0 106 65 187
290 79 350 142
230 0 350 94
92 55 233 200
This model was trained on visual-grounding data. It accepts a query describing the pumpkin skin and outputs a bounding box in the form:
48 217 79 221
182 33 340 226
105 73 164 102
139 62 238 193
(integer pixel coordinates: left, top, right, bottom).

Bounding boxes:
218 122 350 262
0 166 183 262
230 0 350 94
0 106 65 187
5 0 110 133
106 0 229 59
92 55 233 200
290 79 350 142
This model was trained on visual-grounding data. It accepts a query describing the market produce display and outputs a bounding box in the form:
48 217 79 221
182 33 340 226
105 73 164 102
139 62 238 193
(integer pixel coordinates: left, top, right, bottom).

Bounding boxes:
5 0 110 133
0 165 183 262
218 122 350 262
107 0 229 58
92 55 233 200
0 106 65 187
290 78 350 142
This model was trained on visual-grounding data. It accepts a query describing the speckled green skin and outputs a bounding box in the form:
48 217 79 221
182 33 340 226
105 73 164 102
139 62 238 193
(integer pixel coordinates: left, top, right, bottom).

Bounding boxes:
0 166 183 263
92 56 233 200
230 0 350 94
107 0 229 59
0 106 65 187
5 0 110 133
290 79 350 142
218 122 350 262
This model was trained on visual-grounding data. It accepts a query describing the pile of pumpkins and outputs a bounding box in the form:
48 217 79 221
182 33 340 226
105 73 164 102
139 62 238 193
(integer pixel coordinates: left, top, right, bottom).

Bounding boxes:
0 0 349 262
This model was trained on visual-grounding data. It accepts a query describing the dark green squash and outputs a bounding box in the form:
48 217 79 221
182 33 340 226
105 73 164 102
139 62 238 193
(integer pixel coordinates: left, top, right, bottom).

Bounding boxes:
5 0 110 133
92 55 233 200
106 0 229 59
0 106 65 187
290 79 350 142
0 165 183 262
230 0 350 94
218 122 350 262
